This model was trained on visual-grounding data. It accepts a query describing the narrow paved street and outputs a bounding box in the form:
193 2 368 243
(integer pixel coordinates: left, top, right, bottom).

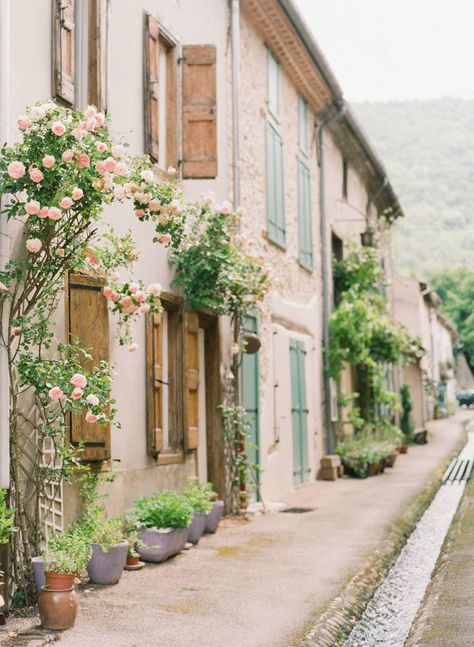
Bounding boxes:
2 412 469 647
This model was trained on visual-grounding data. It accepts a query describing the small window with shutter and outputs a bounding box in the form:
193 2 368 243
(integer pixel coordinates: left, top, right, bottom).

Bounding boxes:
53 0 75 106
68 274 110 462
88 0 107 111
266 122 286 248
298 159 313 270
182 45 217 179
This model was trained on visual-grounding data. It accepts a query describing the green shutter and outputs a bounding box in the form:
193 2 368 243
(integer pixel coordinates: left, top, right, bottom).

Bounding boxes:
242 316 259 496
298 159 313 270
266 122 286 247
298 96 308 152
290 339 309 485
267 50 281 118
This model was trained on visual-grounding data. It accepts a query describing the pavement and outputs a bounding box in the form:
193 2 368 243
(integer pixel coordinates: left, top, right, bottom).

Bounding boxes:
1 411 471 647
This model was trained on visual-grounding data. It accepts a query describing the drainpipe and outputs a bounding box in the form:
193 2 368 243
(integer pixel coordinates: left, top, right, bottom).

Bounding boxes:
230 0 241 209
0 0 10 490
318 102 346 455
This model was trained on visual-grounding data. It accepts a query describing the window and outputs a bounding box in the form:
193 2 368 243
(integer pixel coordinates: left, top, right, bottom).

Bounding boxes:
298 160 313 270
53 0 75 106
298 96 309 153
144 16 179 169
332 232 344 306
267 50 281 119
182 45 217 178
266 122 286 247
146 301 199 462
88 0 108 111
342 158 348 200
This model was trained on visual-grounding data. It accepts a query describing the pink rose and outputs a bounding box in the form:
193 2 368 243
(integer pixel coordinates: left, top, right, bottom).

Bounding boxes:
51 121 66 136
86 394 99 407
149 199 161 212
129 283 139 294
104 156 116 173
70 373 87 389
158 233 172 246
29 167 44 183
96 142 107 153
168 200 180 214
113 185 125 200
158 213 169 225
128 343 138 353
16 115 29 130
48 207 62 221
111 144 125 159
26 238 42 253
85 411 98 424
62 149 74 163
38 207 49 219
121 296 132 308
59 196 73 209
135 209 145 219
71 387 83 400
48 386 63 401
221 200 232 215
103 286 113 298
11 326 21 336
86 106 97 118
134 290 146 303
140 303 151 313
42 155 55 169
76 154 90 168
72 187 83 201
115 162 128 176
25 200 40 215
72 127 84 142
95 160 107 175
147 283 162 296
111 293 120 303
95 113 105 127
7 161 26 179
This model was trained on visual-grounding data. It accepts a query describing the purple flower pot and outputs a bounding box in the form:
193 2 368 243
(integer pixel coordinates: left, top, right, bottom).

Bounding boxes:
87 541 128 585
205 500 224 533
187 512 207 544
32 556 46 594
137 527 188 563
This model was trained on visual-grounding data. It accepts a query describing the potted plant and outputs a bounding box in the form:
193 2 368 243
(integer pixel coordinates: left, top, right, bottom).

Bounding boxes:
124 528 145 570
206 493 225 534
183 478 213 544
399 384 415 452
131 491 192 563
84 517 128 585
42 531 91 590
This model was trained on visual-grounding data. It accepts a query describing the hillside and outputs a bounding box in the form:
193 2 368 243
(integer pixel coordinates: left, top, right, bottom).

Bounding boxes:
352 98 474 279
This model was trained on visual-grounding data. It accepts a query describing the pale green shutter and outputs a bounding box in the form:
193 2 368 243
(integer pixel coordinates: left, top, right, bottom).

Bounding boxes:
267 50 281 118
290 339 309 484
298 160 313 270
266 122 286 247
298 96 308 152
242 315 260 497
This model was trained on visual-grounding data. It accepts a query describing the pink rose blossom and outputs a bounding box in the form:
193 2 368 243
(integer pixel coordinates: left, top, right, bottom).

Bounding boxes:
111 144 125 159
147 283 162 296
76 154 90 168
29 167 44 183
111 293 120 303
86 118 96 131
103 286 113 298
220 200 232 215
72 127 84 142
168 200 180 214
96 142 107 153
104 156 117 172
121 296 132 308
114 162 128 177
59 196 73 209
26 238 42 253
42 155 55 169
113 185 125 200
138 193 150 205
86 394 99 407
16 115 29 130
128 343 138 353
158 233 172 246
71 387 83 400
135 209 145 219
70 373 87 388
95 160 107 175
48 386 63 401
85 411 98 424
62 149 74 163
134 290 146 303
129 283 139 294
25 200 40 215
7 161 26 179
86 106 97 118
52 121 66 136
72 187 83 201
11 326 21 336
149 199 161 212
48 207 62 221
140 303 151 313
95 113 105 127
158 213 169 225
38 207 49 219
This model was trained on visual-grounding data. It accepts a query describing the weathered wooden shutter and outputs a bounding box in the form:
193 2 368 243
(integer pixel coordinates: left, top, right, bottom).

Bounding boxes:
144 14 160 161
53 0 75 106
88 0 107 111
68 274 110 462
146 313 164 458
298 159 313 269
182 45 217 179
266 122 286 247
183 312 199 451
290 339 309 485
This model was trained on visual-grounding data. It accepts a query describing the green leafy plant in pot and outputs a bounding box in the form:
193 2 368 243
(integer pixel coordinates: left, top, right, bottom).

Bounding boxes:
183 477 213 544
42 531 92 591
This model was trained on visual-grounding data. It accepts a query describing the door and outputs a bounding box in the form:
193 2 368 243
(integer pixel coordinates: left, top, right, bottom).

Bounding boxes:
290 339 309 485
242 315 260 498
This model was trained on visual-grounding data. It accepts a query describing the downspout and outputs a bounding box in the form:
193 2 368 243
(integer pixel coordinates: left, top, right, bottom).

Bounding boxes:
230 0 241 209
318 102 346 455
0 0 10 489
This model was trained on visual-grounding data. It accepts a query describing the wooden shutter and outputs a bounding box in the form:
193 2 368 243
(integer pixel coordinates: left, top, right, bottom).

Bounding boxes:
182 45 217 179
88 0 107 111
144 14 160 161
53 0 75 106
68 274 110 462
146 313 164 458
266 122 286 247
290 340 309 484
298 159 313 269
183 312 199 451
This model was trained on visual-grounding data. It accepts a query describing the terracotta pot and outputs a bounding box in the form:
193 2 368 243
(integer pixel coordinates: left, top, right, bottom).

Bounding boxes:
398 444 409 454
87 541 128 585
205 501 224 533
385 453 398 468
38 585 78 630
137 527 188 563
187 512 207 544
126 554 140 566
44 572 76 591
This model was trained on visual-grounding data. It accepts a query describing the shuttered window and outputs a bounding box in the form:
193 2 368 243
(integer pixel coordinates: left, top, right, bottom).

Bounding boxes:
267 50 281 119
266 122 286 247
182 45 217 179
68 274 110 462
298 159 313 270
290 339 309 485
53 0 75 106
88 0 107 111
298 96 309 153
183 312 200 451
144 15 160 161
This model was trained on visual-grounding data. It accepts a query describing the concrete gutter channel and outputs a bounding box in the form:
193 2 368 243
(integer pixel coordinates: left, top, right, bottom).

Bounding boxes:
0 413 471 647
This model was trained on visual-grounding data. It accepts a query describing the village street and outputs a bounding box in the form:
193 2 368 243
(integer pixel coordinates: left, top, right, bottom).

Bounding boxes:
2 412 470 647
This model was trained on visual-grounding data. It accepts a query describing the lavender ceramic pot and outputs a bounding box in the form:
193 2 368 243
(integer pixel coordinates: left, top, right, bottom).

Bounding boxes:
187 512 207 544
137 527 188 563
31 556 46 594
205 500 224 533
87 541 128 585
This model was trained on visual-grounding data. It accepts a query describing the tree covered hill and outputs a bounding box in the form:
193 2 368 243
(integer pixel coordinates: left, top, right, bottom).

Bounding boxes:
352 98 474 279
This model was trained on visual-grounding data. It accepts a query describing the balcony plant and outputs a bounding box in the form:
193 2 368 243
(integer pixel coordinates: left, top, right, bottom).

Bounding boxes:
130 491 192 563
183 477 213 544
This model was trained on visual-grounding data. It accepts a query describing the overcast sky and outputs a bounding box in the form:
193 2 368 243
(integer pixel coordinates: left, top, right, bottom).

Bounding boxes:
294 0 474 103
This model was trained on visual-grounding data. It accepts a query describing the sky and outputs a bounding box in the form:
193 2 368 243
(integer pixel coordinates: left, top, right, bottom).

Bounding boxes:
294 0 474 103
